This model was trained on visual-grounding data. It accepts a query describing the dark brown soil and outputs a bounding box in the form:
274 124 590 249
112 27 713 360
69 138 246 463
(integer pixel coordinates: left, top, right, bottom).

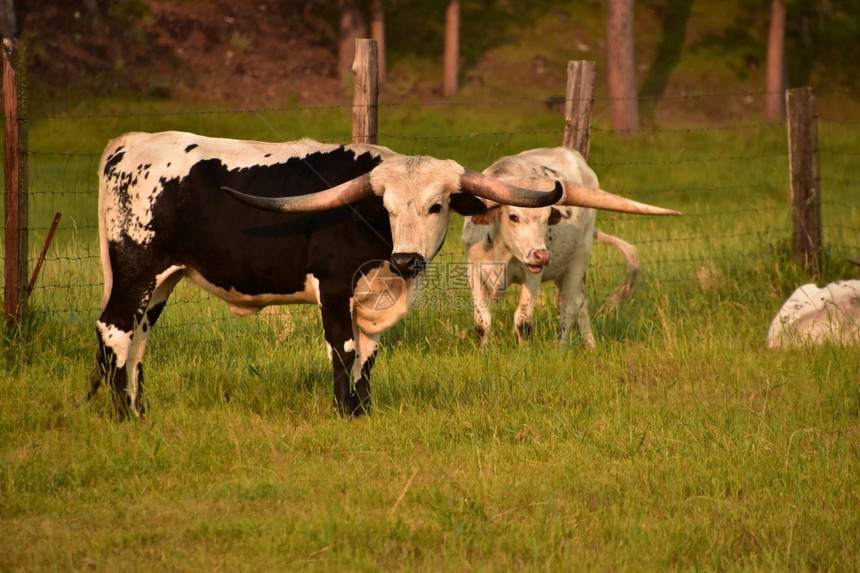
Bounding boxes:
21 0 348 107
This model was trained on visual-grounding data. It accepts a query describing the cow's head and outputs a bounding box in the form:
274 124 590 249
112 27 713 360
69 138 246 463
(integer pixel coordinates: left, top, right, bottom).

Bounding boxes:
471 205 566 273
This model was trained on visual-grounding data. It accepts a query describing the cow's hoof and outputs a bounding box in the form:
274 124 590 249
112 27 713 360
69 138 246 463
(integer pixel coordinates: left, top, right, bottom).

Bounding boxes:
475 326 490 349
334 395 369 417
516 321 533 341
108 395 144 421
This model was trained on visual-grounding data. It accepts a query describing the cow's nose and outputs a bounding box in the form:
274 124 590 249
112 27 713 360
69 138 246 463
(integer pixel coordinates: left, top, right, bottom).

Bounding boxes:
391 252 426 279
530 249 552 266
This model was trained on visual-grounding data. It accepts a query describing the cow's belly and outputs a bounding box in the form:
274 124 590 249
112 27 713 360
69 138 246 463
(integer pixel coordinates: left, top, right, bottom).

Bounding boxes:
184 268 319 315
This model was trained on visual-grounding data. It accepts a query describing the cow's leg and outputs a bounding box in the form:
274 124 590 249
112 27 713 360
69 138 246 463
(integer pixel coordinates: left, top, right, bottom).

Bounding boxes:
470 262 494 348
514 273 542 343
91 262 182 418
556 266 595 350
319 292 366 416
93 300 144 417
125 267 183 413
352 328 380 411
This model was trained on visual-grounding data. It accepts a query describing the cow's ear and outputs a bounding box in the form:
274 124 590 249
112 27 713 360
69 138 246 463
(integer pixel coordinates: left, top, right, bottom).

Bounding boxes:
469 206 502 225
549 207 564 225
450 193 489 216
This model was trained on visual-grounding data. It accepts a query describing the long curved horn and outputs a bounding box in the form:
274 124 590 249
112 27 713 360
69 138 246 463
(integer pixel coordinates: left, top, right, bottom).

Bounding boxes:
459 169 562 207
222 173 375 213
498 177 680 215
560 182 681 215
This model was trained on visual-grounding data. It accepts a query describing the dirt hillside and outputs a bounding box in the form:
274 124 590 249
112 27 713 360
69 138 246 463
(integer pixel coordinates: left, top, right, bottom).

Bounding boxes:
22 0 347 107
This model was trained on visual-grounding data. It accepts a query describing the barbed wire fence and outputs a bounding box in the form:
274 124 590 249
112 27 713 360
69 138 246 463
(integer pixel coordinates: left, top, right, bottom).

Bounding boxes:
3 50 859 352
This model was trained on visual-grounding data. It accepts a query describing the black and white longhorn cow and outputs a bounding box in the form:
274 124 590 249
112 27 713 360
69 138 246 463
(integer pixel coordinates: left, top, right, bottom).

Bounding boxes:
90 131 674 417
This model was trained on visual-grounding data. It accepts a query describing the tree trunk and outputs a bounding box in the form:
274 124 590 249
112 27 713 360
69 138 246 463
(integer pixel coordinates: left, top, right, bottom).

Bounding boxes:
443 0 460 97
764 0 786 121
1 0 21 35
607 0 639 132
338 0 367 85
369 0 386 82
82 0 100 16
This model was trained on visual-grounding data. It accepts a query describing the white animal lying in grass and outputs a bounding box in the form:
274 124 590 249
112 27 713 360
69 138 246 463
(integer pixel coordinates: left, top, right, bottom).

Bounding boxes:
767 280 860 348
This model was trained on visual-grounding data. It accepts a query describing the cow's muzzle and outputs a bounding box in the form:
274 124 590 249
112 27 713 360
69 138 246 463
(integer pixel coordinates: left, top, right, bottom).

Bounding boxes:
391 252 427 279
524 249 551 274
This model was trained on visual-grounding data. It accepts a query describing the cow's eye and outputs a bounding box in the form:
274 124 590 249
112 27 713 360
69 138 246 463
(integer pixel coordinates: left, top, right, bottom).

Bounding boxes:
509 213 520 223
428 203 443 214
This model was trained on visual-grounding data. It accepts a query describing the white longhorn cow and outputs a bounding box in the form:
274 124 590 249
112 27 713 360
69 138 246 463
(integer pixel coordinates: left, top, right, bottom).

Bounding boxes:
462 147 675 348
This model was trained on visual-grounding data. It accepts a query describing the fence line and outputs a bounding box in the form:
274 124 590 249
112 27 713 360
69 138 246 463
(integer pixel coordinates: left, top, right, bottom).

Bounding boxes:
2 53 859 344
15 88 859 125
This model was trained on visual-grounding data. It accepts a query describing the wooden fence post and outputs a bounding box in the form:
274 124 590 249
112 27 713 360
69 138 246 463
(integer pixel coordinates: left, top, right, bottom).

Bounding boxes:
785 87 821 275
3 36 28 331
562 61 595 158
352 38 378 145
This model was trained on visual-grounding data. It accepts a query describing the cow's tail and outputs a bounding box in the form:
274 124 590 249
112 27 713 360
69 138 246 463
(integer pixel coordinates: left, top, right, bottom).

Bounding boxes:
594 229 640 307
96 145 115 313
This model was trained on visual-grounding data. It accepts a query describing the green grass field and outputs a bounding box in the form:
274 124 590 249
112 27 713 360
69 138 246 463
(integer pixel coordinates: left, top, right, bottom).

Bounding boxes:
2 91 859 571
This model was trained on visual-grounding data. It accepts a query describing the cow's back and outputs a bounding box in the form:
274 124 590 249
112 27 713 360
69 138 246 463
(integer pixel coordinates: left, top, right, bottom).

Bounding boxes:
483 147 599 188
768 280 860 347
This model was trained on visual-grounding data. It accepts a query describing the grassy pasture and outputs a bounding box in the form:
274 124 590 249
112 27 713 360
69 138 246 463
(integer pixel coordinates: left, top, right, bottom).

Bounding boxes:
2 96 859 570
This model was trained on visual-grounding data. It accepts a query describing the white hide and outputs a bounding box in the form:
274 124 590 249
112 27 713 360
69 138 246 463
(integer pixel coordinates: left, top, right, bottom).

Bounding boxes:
99 133 370 247
767 280 860 348
462 147 640 349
